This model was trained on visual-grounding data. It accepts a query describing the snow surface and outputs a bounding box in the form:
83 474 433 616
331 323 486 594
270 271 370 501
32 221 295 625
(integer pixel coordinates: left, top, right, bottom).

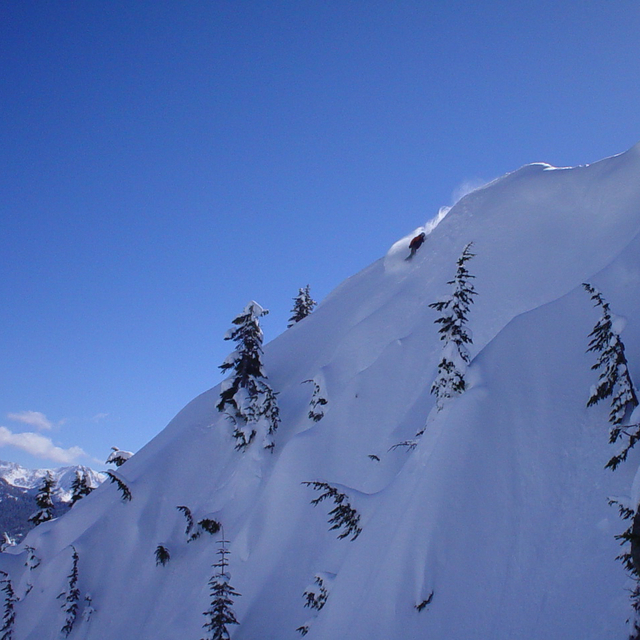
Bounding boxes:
4 143 640 639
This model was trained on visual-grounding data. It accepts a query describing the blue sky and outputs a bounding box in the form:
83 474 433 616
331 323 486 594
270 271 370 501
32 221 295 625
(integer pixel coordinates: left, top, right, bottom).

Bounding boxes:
1 1 639 470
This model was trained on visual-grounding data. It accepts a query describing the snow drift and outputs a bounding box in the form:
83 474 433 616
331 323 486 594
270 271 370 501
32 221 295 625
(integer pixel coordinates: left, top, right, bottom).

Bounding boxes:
4 143 640 639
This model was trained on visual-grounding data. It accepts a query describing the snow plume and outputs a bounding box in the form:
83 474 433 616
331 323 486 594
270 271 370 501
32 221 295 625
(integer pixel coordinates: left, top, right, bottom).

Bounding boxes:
451 177 489 205
384 204 451 272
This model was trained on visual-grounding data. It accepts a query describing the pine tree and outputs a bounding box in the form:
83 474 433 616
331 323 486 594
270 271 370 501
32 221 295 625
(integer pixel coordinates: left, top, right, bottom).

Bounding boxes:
0 571 16 640
201 538 241 640
155 545 170 566
583 283 640 470
70 469 94 507
217 301 280 451
297 573 333 636
25 546 40 570
288 285 316 328
58 547 81 637
106 471 132 502
429 242 477 410
608 499 640 639
303 482 362 541
81 594 95 623
28 471 56 527
303 379 328 422
105 446 132 467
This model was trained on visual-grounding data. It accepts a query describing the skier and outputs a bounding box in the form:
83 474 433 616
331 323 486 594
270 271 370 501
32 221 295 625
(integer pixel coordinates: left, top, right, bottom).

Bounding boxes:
406 232 426 260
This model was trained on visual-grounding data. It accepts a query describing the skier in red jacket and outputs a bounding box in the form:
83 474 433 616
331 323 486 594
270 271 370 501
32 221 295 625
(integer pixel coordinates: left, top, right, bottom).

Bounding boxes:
407 232 426 259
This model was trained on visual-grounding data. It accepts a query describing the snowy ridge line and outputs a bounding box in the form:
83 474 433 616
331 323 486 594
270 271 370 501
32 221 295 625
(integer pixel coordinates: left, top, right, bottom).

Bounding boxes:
3 143 640 639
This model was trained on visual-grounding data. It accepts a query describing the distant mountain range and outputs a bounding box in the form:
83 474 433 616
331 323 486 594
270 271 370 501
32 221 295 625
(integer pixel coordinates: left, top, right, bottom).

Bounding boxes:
0 460 105 543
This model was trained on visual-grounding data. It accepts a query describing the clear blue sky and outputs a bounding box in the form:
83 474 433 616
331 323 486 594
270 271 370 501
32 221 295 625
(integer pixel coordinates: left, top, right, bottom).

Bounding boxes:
1 1 639 470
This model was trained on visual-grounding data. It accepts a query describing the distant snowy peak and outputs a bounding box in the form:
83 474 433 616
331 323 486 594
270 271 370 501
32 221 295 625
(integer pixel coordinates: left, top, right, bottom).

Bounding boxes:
0 460 105 502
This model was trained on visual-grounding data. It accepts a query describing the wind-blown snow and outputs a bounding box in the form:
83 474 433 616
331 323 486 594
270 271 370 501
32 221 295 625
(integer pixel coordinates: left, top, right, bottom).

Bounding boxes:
4 144 640 639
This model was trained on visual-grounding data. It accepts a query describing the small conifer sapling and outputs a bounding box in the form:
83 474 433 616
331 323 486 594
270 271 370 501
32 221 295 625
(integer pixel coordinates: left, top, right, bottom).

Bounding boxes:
201 538 240 640
288 285 317 328
303 379 328 422
58 547 81 637
155 545 171 566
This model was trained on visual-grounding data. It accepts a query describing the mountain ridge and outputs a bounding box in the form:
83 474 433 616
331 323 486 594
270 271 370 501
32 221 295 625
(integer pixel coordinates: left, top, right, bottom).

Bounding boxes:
3 143 640 639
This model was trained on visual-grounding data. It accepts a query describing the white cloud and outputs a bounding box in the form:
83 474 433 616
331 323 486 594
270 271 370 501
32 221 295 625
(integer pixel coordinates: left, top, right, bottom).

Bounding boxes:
7 410 56 431
91 413 109 423
0 426 86 465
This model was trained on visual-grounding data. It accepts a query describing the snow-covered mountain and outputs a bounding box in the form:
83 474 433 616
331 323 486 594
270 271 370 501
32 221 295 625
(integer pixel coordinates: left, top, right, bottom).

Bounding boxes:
0 461 105 543
3 143 640 639
0 460 105 502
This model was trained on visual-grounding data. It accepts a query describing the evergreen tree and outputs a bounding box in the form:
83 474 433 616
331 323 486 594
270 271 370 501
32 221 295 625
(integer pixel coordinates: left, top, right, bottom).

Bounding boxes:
583 283 640 469
201 538 241 640
608 499 640 639
303 379 328 422
297 573 332 636
58 547 80 637
106 471 132 502
105 447 132 467
155 545 171 566
81 594 95 623
303 481 362 541
25 546 40 570
28 471 56 527
429 242 477 410
0 571 16 640
288 285 316 328
70 469 94 507
217 301 280 450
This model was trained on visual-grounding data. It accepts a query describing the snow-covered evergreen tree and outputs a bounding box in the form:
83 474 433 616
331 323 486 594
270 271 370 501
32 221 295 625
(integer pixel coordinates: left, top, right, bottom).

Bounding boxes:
583 283 640 469
303 379 328 422
155 545 170 566
70 469 94 507
58 547 80 637
217 301 280 450
429 242 477 410
297 573 333 636
608 499 640 639
28 471 56 527
303 482 362 541
106 446 133 467
288 285 316 328
24 547 40 571
106 471 132 502
81 594 95 623
201 538 240 640
0 571 16 640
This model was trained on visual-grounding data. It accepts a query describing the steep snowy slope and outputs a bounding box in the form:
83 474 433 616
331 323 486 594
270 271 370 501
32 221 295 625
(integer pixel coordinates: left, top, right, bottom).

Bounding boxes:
3 143 640 640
